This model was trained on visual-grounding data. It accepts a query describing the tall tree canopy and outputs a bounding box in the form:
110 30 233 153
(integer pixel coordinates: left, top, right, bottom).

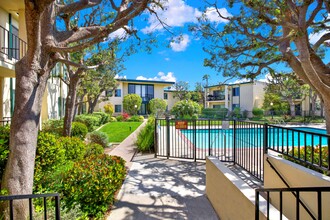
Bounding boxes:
194 0 330 132
3 0 160 218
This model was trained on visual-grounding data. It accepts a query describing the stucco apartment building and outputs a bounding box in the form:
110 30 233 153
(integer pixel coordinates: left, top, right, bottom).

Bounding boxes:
205 81 267 115
0 1 67 122
97 79 175 115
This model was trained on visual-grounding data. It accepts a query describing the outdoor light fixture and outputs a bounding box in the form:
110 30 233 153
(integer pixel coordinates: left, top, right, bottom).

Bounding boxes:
270 102 274 119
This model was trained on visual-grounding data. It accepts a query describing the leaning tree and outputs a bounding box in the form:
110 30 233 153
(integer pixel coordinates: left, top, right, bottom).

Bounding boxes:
2 0 159 218
194 0 330 133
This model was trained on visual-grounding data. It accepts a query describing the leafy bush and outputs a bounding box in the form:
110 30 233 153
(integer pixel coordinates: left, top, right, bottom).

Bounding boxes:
104 103 114 116
91 112 109 125
0 126 10 180
87 131 109 148
136 117 155 152
123 94 142 115
58 137 86 161
127 115 144 122
71 122 88 139
42 119 63 136
109 116 117 122
149 98 167 117
75 114 100 131
122 112 130 120
116 115 124 122
84 143 104 157
171 100 201 119
60 154 126 218
201 108 228 119
252 108 264 118
232 107 241 118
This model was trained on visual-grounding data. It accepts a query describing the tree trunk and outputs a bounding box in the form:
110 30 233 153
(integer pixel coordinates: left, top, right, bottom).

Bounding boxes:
288 99 296 117
87 94 100 114
63 76 80 137
311 93 317 117
1 57 52 218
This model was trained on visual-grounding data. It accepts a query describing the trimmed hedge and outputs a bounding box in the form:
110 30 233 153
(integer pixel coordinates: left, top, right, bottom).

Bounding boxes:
71 122 88 139
87 131 109 148
201 108 228 119
75 114 100 131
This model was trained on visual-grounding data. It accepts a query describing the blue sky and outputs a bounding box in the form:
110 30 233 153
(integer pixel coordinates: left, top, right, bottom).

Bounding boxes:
110 0 234 89
110 1 328 90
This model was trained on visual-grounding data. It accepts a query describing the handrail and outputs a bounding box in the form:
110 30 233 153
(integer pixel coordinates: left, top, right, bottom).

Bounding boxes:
0 25 27 61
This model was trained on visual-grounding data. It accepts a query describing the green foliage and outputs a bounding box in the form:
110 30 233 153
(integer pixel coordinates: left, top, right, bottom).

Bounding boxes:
75 114 100 131
91 112 109 125
60 154 126 218
149 98 167 117
58 137 86 161
252 108 264 118
0 126 10 180
116 115 124 122
35 132 66 173
71 122 88 139
109 116 117 122
123 94 142 115
136 117 155 152
172 81 191 101
127 115 144 122
84 143 104 157
104 103 114 116
42 119 63 136
232 107 241 118
87 131 109 148
201 108 228 119
171 100 201 119
263 92 289 114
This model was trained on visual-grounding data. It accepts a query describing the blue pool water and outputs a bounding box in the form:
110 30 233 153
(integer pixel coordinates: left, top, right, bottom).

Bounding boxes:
180 127 328 149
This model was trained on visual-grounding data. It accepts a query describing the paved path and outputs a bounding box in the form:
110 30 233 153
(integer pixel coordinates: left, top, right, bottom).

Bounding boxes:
107 153 218 220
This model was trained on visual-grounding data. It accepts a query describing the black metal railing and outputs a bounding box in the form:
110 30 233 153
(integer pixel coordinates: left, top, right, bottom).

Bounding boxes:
155 118 330 182
1 117 11 126
0 25 27 61
0 193 61 220
255 187 330 220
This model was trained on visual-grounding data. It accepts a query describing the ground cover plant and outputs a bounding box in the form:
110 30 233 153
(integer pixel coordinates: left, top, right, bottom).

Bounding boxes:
99 121 142 142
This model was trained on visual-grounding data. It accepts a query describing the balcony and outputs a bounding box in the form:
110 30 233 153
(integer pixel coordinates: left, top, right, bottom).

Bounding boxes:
207 94 225 101
0 25 27 62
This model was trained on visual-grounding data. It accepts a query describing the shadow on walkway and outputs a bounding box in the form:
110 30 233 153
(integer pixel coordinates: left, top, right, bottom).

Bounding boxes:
107 154 219 220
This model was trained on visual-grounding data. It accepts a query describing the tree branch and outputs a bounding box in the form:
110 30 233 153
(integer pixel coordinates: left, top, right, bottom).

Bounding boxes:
57 0 102 15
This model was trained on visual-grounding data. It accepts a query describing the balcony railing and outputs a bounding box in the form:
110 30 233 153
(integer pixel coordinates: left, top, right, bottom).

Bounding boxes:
0 25 27 61
207 95 225 101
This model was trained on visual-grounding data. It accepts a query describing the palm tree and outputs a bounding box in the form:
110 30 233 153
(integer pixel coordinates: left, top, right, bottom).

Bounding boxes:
202 74 210 88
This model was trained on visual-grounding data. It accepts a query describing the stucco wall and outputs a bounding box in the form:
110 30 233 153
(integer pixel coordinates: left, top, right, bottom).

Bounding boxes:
206 157 284 220
264 154 330 219
239 84 253 111
253 82 266 108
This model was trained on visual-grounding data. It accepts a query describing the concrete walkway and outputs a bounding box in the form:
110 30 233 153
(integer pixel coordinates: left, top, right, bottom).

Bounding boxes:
106 122 219 220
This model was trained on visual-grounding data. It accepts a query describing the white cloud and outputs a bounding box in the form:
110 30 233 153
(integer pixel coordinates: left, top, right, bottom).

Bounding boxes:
309 30 329 44
229 78 251 84
141 0 231 33
170 34 190 52
115 74 127 79
107 27 130 41
165 57 170 61
136 72 176 82
258 73 272 83
203 7 232 23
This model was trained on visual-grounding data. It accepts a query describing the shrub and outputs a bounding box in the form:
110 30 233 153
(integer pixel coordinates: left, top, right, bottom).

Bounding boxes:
42 119 63 136
109 116 117 122
0 126 10 180
127 115 144 122
75 114 100 131
136 117 155 152
104 103 114 116
171 100 201 119
252 108 264 118
122 112 130 120
232 107 241 118
91 112 109 125
149 98 167 117
123 94 142 115
87 131 109 148
201 108 228 119
139 116 145 121
58 137 86 161
71 122 88 139
60 154 126 218
84 143 104 157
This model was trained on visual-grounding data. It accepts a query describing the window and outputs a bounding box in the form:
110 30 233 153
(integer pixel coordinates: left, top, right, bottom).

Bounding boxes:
115 89 121 97
232 104 240 109
232 87 240 96
128 84 135 94
164 93 168 100
115 105 122 113
213 104 225 109
105 90 113 97
127 84 154 101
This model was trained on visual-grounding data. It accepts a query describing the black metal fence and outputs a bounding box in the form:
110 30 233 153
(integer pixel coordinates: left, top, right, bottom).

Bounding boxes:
155 118 330 182
255 187 330 220
0 193 61 220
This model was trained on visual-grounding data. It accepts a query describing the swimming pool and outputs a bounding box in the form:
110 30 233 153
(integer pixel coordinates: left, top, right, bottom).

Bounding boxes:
180 127 328 149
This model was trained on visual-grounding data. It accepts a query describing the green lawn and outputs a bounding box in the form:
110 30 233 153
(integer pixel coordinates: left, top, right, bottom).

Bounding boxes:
99 121 142 143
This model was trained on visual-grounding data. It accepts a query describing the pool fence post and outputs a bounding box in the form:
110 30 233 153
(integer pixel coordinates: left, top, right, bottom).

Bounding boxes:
263 123 268 154
194 119 197 162
166 116 170 159
328 137 330 175
208 119 211 156
233 120 236 164
154 118 158 158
